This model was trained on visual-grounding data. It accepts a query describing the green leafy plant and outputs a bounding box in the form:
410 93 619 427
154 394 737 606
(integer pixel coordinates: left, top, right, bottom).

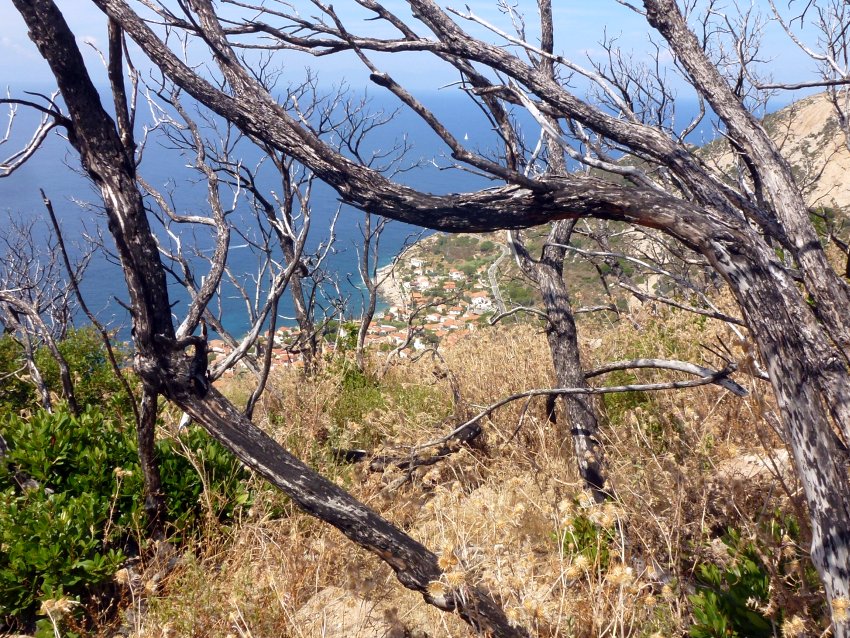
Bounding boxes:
157 425 252 536
0 404 252 633
689 530 773 638
0 405 141 628
558 504 618 571
327 362 386 445
0 327 134 416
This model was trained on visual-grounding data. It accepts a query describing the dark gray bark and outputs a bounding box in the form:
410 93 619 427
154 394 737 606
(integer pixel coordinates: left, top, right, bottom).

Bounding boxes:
510 222 610 503
699 227 850 636
138 387 165 534
12 2 526 635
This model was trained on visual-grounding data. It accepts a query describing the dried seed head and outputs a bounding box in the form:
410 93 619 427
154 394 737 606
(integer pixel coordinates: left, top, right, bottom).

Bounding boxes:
573 554 591 570
781 615 806 638
40 596 75 617
426 580 448 598
833 597 850 623
522 597 543 618
565 563 582 580
557 499 576 517
506 607 522 627
438 543 458 570
445 570 466 587
607 564 634 587
114 567 131 586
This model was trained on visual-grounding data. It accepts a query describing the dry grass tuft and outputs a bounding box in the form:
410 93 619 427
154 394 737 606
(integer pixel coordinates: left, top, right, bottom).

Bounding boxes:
129 303 823 637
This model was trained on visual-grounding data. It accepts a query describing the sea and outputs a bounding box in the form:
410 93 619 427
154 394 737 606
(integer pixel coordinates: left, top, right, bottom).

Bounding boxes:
0 85 743 341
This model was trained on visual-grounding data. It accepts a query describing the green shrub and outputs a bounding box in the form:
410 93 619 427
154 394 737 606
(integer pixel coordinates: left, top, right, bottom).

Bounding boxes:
689 530 773 638
157 426 252 536
329 363 385 439
600 370 653 425
0 327 133 416
0 335 40 414
0 404 251 632
558 505 617 570
0 405 141 628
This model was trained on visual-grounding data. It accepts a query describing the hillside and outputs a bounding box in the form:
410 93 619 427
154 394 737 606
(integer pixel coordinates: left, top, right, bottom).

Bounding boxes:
705 92 850 210
123 307 813 638
378 93 850 349
2 93 848 638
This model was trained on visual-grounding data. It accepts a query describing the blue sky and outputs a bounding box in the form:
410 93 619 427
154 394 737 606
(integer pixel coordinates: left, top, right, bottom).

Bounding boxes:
0 1 820 96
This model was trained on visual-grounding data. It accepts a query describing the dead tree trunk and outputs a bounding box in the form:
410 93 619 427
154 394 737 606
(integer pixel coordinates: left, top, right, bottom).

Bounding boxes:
356 212 385 372
510 222 610 502
138 387 165 535
700 228 850 636
12 2 526 634
506 8 610 500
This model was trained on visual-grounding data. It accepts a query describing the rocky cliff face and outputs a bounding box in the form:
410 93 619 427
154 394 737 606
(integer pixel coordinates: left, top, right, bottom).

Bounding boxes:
705 92 850 210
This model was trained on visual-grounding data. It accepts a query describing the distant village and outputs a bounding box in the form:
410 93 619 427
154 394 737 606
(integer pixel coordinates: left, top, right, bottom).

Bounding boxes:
209 234 503 370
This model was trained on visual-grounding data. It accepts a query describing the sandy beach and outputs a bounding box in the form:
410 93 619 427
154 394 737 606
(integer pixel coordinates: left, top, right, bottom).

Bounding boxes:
376 261 407 310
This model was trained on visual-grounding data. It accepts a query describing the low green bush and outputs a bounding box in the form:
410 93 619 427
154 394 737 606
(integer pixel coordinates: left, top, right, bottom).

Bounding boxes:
0 404 251 633
328 363 385 442
0 405 141 628
689 530 773 638
558 504 618 571
0 327 133 416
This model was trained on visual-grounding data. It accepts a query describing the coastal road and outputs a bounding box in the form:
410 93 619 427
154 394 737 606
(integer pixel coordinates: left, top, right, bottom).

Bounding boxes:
488 243 509 315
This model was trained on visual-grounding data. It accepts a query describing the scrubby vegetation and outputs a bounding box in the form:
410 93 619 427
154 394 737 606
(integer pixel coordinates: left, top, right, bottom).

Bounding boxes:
0 297 824 637
138 307 826 637
0 332 250 636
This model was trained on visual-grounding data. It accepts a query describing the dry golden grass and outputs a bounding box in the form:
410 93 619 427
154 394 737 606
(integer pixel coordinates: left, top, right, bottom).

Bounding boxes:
129 302 820 638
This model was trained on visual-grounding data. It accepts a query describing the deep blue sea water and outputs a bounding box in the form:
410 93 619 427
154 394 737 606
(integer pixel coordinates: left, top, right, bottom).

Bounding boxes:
0 87 720 340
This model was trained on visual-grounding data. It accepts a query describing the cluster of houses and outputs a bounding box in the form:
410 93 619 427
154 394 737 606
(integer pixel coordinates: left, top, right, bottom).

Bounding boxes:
372 255 499 347
208 247 500 370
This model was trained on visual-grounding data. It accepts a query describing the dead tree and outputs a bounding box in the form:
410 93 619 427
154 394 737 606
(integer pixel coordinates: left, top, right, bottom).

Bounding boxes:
10 0 850 634
494 2 611 502
0 215 83 414
354 212 388 371
6 2 526 634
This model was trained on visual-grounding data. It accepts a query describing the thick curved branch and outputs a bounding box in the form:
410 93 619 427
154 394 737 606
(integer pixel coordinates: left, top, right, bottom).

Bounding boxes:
415 366 741 452
585 358 749 395
92 0 748 238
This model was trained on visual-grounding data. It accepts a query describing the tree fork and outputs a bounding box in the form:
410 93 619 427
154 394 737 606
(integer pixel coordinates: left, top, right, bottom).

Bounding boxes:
12 1 527 634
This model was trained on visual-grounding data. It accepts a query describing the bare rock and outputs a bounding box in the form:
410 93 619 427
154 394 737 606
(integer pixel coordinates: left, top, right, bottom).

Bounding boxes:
294 586 405 638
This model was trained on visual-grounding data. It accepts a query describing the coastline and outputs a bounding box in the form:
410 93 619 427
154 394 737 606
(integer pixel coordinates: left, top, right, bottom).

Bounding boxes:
376 260 407 310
